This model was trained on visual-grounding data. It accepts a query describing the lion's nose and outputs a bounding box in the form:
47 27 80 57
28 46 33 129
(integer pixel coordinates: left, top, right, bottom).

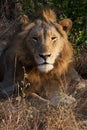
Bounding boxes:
39 53 51 60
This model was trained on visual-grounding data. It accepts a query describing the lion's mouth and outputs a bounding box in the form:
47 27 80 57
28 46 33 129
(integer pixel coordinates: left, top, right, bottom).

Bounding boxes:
38 62 50 65
37 62 54 73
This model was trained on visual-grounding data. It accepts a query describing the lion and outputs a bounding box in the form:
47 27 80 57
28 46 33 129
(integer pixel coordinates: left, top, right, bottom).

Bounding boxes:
0 9 86 103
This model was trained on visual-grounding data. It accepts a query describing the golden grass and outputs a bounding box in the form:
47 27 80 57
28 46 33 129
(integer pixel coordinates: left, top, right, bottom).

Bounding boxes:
0 87 87 130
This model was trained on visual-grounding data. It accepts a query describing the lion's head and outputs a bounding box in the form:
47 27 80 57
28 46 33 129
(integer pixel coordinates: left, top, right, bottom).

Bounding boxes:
17 9 73 75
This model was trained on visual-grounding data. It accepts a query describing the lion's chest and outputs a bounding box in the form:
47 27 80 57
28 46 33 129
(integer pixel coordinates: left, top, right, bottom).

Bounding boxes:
42 78 62 96
16 64 68 100
23 73 62 97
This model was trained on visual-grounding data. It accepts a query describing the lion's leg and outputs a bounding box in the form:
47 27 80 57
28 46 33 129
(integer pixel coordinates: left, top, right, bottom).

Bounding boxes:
26 92 52 108
28 92 50 103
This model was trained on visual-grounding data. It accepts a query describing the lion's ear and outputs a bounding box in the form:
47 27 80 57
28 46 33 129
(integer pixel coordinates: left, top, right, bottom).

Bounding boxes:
17 14 29 28
59 19 72 33
19 15 29 24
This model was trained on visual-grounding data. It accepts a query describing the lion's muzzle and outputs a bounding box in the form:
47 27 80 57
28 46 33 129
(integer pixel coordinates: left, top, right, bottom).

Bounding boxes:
36 53 53 72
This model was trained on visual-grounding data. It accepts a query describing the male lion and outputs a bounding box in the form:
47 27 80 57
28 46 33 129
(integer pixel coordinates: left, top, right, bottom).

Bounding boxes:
0 9 86 103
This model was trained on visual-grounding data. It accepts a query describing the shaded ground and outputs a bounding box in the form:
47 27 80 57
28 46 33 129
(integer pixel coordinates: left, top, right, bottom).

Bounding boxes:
75 46 87 79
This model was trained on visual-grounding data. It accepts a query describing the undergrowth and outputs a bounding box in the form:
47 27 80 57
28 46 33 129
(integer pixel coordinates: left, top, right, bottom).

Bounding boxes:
0 86 87 130
0 96 78 130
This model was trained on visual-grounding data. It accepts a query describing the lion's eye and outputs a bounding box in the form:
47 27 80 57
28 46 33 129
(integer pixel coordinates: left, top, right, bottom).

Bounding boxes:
51 37 57 41
32 36 38 42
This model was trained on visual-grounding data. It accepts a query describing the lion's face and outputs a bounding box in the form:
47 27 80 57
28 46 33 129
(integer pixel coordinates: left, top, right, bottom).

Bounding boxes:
26 21 66 73
21 9 72 74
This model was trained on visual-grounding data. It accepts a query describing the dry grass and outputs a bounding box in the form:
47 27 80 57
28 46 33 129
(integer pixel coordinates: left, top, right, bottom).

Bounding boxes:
0 88 87 130
0 96 77 130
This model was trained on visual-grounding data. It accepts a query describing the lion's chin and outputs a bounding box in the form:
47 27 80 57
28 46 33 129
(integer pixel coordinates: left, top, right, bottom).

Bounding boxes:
38 64 54 73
